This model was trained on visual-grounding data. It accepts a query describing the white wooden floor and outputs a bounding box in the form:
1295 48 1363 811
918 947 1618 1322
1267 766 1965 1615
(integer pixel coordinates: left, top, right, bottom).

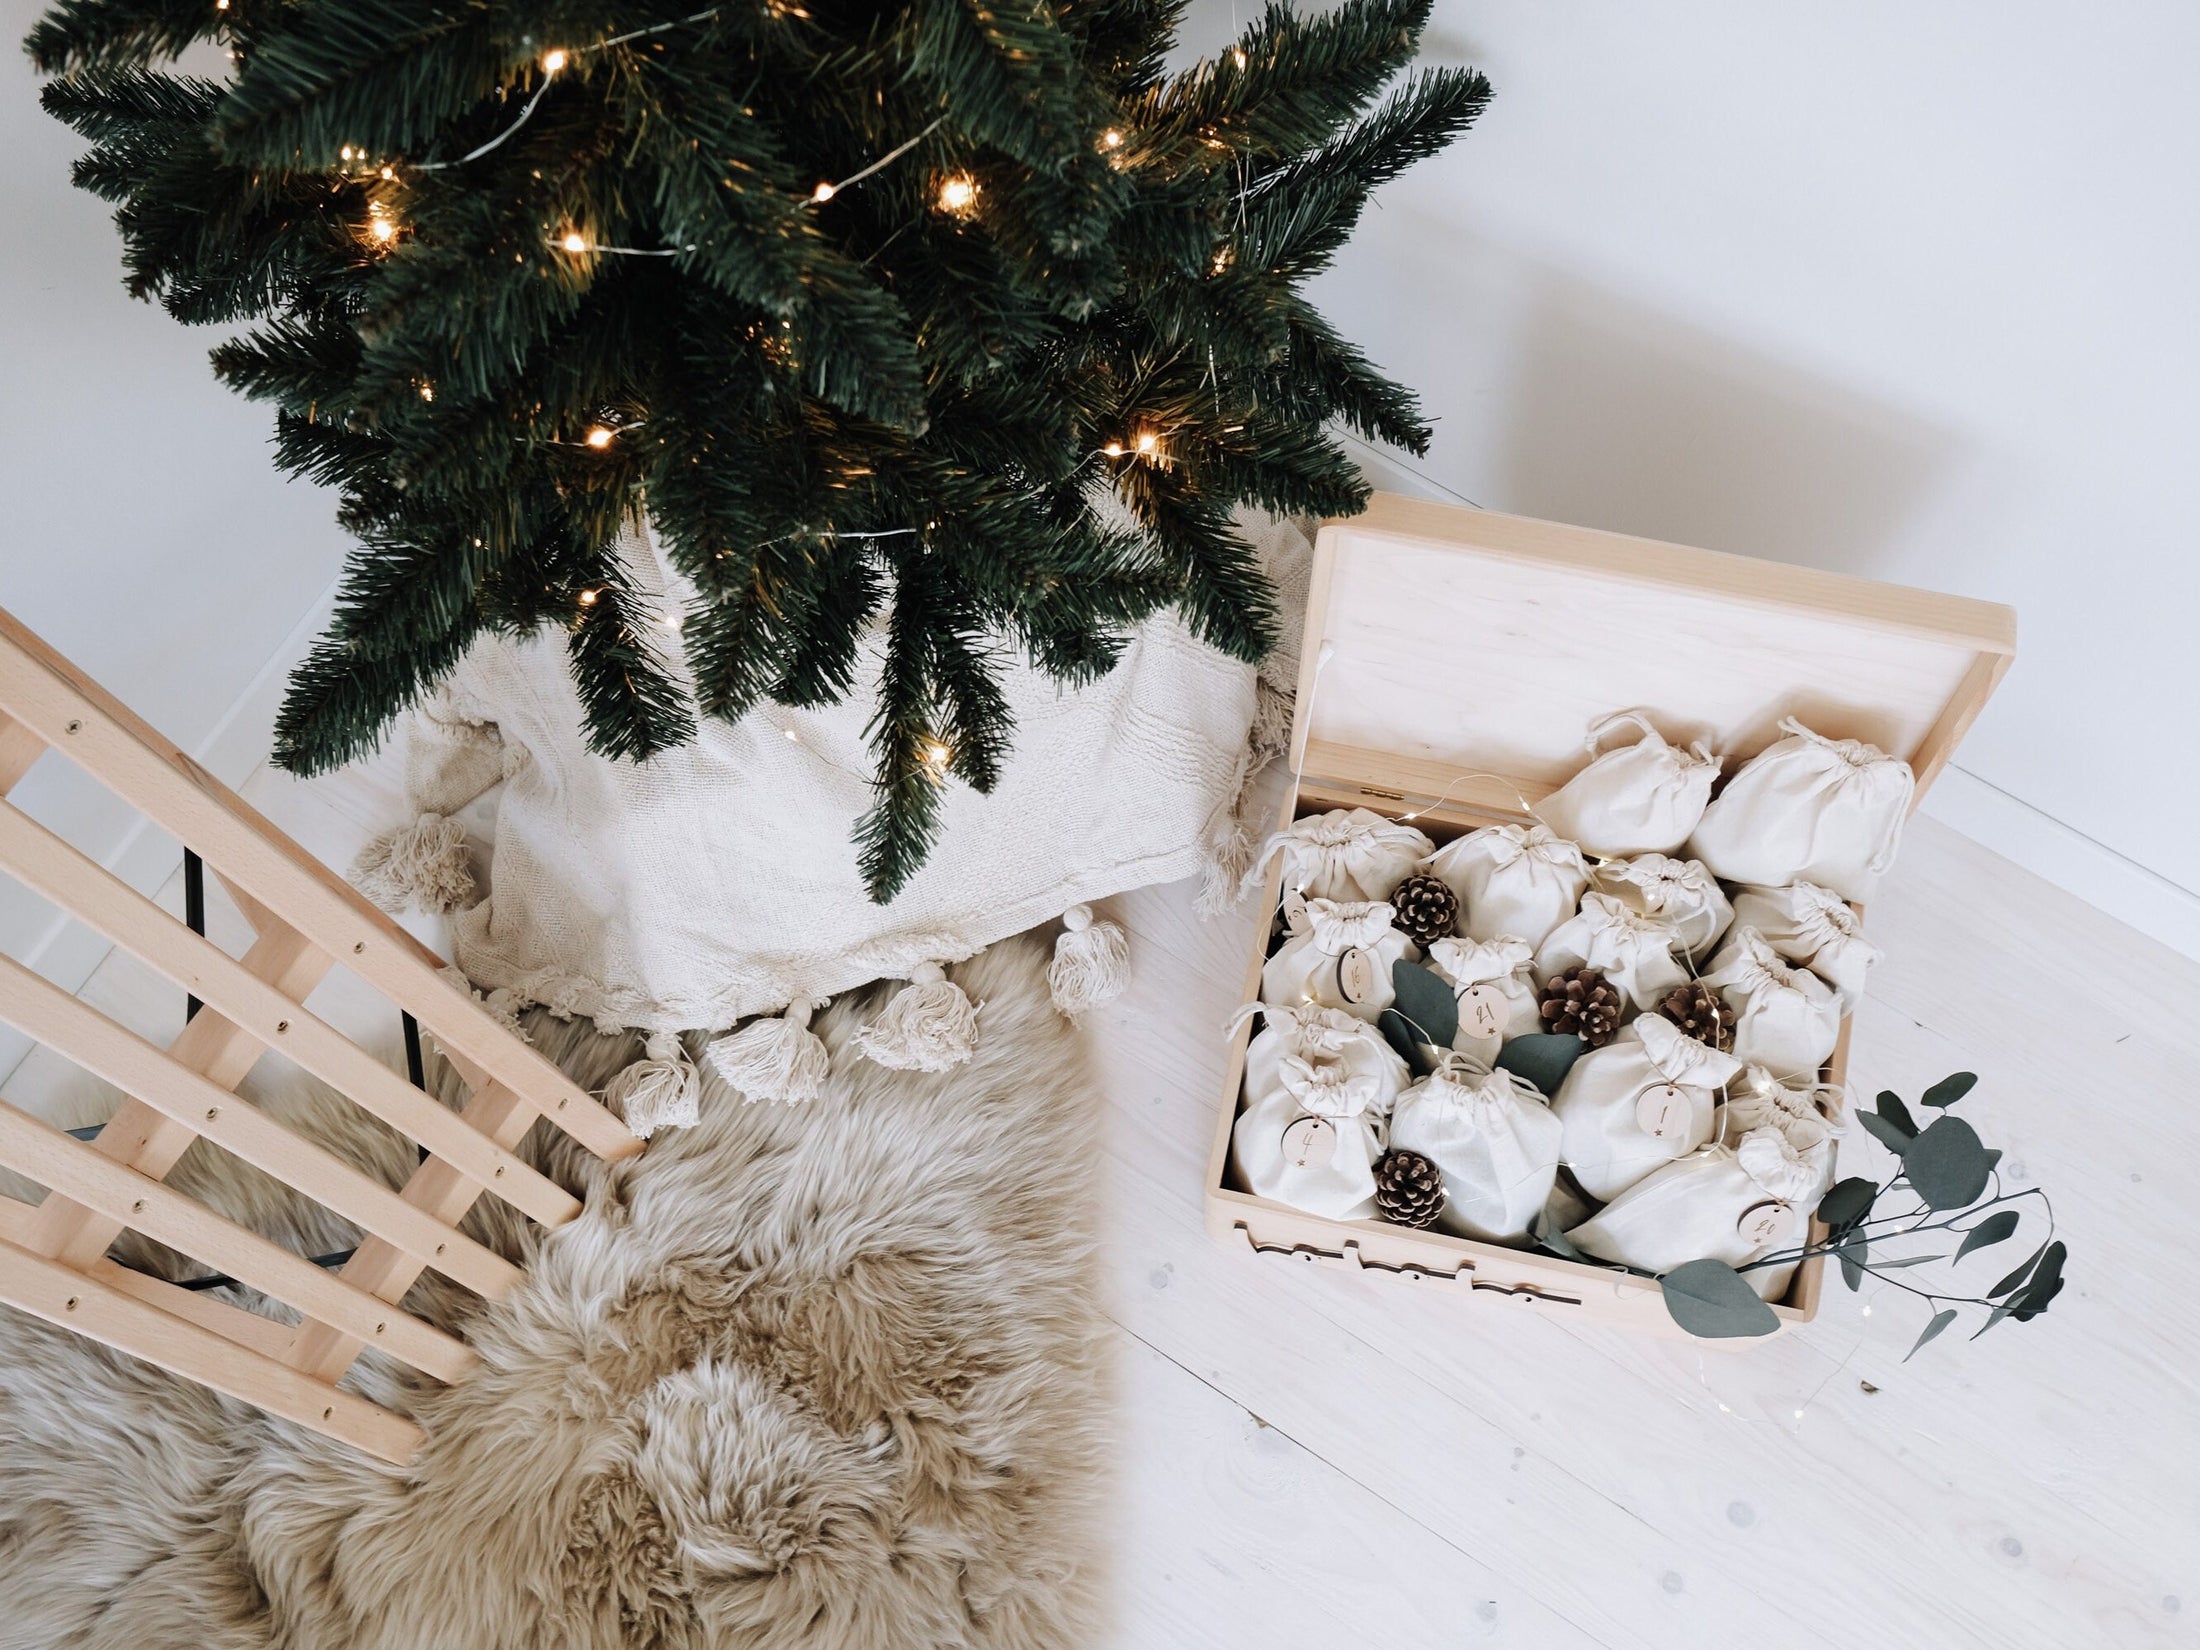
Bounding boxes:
4 755 2194 1650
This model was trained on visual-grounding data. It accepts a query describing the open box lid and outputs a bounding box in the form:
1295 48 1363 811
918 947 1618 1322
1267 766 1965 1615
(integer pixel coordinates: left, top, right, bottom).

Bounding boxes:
1292 496 2017 824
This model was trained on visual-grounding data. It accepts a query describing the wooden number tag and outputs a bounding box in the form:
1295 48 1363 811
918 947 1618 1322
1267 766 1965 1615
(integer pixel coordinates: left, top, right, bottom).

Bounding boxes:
1281 1116 1338 1170
1736 1199 1797 1248
1634 1083 1692 1142
1458 983 1510 1041
1336 947 1377 1006
1280 888 1310 932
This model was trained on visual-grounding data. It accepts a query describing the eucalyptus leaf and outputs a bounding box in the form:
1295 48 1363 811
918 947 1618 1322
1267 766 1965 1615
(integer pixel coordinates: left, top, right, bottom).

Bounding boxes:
1838 1239 1866 1292
1817 1176 1878 1229
1904 1115 1996 1210
1376 1008 1423 1071
1954 1209 2020 1262
1906 1308 1958 1361
2011 1241 2067 1321
1660 1258 1782 1339
1921 1072 1978 1110
1495 1033 1585 1098
1972 1300 2018 1339
1876 1090 1918 1138
1533 1212 1585 1261
1855 1111 1913 1158
1988 1243 2047 1300
1389 959 1458 1052
1869 1254 1944 1270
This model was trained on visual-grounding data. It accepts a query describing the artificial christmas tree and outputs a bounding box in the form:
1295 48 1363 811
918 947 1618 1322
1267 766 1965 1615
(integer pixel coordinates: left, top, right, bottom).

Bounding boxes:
29 0 1488 898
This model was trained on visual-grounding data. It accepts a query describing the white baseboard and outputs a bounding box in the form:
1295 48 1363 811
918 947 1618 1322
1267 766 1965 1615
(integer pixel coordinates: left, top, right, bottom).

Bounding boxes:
1918 764 2200 963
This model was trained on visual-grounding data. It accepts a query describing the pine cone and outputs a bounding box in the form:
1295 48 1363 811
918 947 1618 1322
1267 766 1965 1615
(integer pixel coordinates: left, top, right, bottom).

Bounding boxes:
1540 964 1623 1048
1387 873 1459 947
1373 1148 1446 1229
1655 979 1732 1051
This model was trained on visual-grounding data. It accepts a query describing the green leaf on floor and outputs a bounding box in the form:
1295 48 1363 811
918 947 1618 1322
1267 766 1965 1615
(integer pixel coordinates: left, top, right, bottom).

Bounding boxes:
1660 1258 1781 1338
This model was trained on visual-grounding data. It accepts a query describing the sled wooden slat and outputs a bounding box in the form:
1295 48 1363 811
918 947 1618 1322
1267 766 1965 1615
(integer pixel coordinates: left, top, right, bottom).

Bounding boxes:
0 956 521 1298
0 1195 296 1362
0 1099 475 1383
0 606 640 1461
29 922 331 1268
0 712 41 794
0 1229 423 1464
0 609 635 1164
291 1079 538 1380
0 801 580 1228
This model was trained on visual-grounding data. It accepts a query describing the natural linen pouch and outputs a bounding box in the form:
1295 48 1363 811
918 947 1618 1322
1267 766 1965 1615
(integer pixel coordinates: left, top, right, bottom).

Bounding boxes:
1262 899 1412 1023
1425 935 1541 1059
1253 807 1434 905
1591 853 1734 966
1565 1093 1834 1294
1687 718 1916 900
1387 1055 1563 1245
1532 711 1721 857
1551 1012 1744 1202
1233 1003 1411 1220
1728 882 1879 1009
1535 891 1690 1012
1719 1066 1841 1298
1422 823 1590 950
1702 927 1843 1077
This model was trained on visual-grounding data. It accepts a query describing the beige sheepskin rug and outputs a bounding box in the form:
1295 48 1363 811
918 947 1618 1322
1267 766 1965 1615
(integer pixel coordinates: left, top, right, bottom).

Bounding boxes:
0 936 1110 1650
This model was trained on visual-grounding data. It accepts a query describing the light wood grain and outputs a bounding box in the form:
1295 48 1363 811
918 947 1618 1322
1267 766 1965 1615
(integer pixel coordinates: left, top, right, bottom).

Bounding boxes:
0 1227 422 1465
0 712 42 795
0 608 631 1162
289 1079 537 1380
28 921 329 1267
0 1099 474 1382
1304 498 2013 798
0 799 579 1226
0 954 521 1299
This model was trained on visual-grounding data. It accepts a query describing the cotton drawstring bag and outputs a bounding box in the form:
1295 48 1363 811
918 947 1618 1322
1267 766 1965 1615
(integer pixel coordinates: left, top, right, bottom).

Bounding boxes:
1565 1099 1834 1295
1535 891 1690 1012
1591 853 1734 965
1719 1066 1842 1297
1701 927 1843 1078
1532 711 1721 857
1387 1055 1563 1245
1233 1003 1411 1219
1550 1012 1743 1202
1249 807 1434 905
1422 823 1590 950
1262 899 1412 1023
1424 935 1541 1061
1688 718 1915 900
1727 882 1879 1009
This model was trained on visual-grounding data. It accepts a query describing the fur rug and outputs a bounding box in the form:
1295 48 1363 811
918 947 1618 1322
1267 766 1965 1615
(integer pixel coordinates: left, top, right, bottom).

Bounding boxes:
0 937 1110 1650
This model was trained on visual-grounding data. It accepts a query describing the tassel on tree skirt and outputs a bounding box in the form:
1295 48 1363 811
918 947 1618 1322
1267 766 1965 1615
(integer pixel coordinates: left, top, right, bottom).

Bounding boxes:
350 813 476 914
855 963 979 1072
1048 905 1129 1018
705 999 830 1104
604 1031 700 1139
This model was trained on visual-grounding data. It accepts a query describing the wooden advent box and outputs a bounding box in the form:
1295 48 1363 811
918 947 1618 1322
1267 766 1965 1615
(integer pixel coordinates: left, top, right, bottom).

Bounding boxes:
1203 495 2017 1332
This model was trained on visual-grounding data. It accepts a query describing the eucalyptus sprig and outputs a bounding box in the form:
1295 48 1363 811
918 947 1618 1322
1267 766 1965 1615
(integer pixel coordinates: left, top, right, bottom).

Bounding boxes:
1657 1072 2068 1348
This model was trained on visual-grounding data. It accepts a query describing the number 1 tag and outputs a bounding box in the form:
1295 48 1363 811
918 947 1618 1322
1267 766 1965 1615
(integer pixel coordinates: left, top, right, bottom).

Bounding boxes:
1458 983 1510 1041
1634 1083 1691 1141
1281 1115 1338 1170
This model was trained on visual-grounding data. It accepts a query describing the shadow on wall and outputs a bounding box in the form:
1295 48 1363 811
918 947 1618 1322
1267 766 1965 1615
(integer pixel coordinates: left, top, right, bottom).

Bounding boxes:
1325 221 1963 583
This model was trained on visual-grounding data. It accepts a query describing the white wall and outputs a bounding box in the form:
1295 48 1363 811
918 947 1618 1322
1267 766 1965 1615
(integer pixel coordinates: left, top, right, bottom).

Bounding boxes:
1190 0 2200 954
0 6 344 1070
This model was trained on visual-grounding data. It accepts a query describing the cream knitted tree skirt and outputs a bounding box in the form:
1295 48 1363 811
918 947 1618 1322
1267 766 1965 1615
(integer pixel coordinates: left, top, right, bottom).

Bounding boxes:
0 937 1109 1650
